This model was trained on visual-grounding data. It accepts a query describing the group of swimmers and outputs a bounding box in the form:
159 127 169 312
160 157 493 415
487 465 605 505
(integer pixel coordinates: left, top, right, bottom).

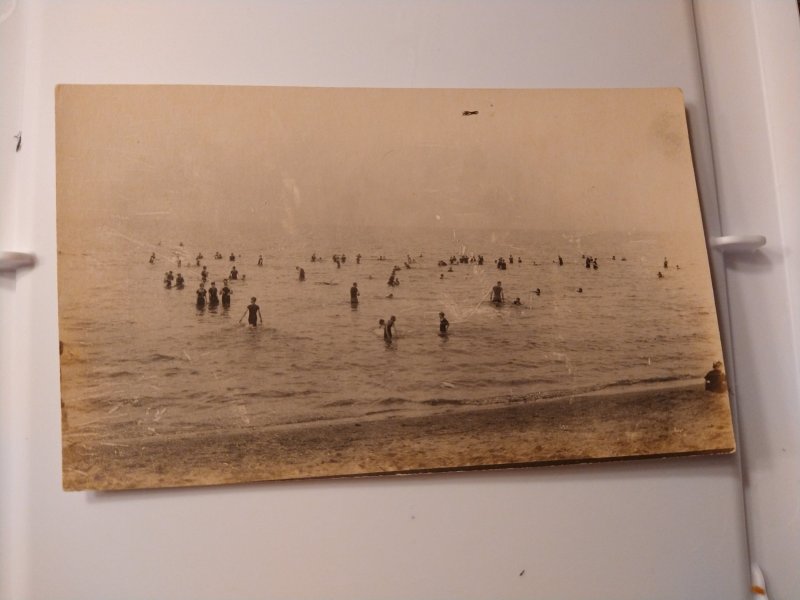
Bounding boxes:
150 246 679 339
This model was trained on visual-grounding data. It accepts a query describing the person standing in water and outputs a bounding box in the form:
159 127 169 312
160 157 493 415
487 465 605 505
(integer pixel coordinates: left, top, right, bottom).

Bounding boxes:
439 312 449 335
208 282 219 307
384 315 397 343
350 282 360 305
196 283 207 308
239 297 262 327
491 281 505 304
258 254 264 266
230 265 238 280
221 279 232 308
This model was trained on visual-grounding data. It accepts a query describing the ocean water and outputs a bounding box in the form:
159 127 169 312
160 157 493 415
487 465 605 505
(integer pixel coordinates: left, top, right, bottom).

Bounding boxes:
58 219 723 443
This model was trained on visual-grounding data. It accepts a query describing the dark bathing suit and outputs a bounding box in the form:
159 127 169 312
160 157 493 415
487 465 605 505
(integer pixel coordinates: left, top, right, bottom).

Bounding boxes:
196 289 206 307
247 303 260 326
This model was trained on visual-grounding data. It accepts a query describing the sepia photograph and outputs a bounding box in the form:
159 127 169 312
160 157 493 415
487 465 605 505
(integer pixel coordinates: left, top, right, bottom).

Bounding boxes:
56 85 734 491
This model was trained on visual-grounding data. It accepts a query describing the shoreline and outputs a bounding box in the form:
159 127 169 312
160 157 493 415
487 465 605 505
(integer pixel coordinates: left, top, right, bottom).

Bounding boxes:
63 383 734 491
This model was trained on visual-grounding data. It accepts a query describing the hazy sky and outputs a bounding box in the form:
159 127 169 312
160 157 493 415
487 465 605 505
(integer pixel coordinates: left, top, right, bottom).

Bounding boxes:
57 85 702 233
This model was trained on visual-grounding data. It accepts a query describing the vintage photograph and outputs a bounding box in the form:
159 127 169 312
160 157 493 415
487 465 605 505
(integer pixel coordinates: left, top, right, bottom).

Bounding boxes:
56 85 734 491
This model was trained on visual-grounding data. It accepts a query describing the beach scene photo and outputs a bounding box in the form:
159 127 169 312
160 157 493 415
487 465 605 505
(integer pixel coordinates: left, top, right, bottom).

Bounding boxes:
56 85 734 491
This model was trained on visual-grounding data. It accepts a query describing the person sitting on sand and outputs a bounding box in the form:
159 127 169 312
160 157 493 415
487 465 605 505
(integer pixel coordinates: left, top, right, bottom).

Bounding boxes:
350 282 360 305
491 281 504 304
704 361 727 393
239 297 262 327
439 312 449 335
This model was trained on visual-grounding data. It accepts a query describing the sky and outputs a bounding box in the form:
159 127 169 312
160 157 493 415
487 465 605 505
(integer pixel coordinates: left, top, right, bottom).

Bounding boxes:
56 85 703 234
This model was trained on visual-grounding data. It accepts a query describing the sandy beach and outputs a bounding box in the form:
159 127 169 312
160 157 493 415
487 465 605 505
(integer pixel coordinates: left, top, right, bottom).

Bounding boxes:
62 383 734 491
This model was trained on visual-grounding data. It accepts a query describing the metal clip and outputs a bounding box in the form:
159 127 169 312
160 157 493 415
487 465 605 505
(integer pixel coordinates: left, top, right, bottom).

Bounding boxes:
0 252 37 273
709 235 767 253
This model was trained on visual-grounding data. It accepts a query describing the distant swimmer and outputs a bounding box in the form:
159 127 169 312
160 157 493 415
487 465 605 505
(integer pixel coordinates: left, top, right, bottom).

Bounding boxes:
230 266 239 280
298 267 306 281
196 257 201 267
512 297 522 305
177 258 182 268
229 252 236 261
175 273 185 289
350 282 360 305
577 287 583 293
311 252 317 262
221 279 232 307
657 271 664 279
558 255 563 266
149 252 156 264
201 265 208 279
384 315 397 343
592 259 598 270
664 257 669 269
439 312 449 335
341 254 347 264
491 281 504 304
704 360 727 393
534 288 541 296
239 297 262 327
440 273 444 279
356 253 362 264
196 283 207 308
208 282 219 307
197 253 204 260
164 272 172 289
258 255 263 266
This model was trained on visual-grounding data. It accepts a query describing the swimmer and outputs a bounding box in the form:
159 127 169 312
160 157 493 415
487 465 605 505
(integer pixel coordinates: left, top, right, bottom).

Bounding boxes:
175 273 185 289
177 258 182 268
356 253 361 264
664 257 669 269
221 279 231 307
657 271 664 279
298 267 306 281
558 255 563 266
491 281 504 304
230 266 238 280
350 282 360 305
440 273 444 279
208 282 219 307
258 254 263 266
577 287 583 293
384 315 397 342
534 288 541 296
439 312 449 335
512 297 522 305
196 283 207 308
239 296 262 327
229 252 236 261
149 252 156 264
164 272 172 289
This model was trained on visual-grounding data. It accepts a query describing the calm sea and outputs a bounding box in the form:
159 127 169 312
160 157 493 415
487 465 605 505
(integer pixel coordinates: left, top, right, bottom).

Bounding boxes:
58 218 723 443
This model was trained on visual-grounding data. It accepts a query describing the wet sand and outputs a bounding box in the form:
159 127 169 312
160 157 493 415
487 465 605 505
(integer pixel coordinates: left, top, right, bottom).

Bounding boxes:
62 383 734 491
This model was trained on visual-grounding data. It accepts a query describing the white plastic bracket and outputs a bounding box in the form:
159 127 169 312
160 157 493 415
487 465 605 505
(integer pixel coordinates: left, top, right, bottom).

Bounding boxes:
709 235 767 253
0 251 37 273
